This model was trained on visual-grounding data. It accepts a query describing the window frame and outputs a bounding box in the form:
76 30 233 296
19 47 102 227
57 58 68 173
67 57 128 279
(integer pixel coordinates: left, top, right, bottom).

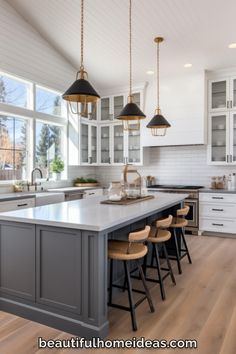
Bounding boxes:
0 71 68 184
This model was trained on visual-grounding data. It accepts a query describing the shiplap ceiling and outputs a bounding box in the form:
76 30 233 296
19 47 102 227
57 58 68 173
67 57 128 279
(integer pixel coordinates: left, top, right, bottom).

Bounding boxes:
6 0 236 90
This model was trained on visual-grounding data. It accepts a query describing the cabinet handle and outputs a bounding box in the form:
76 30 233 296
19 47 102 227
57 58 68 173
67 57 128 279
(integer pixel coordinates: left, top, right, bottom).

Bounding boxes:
227 101 229 109
17 203 28 207
230 100 233 109
212 196 224 199
88 192 95 195
212 223 224 226
226 155 229 163
230 155 233 163
109 157 111 164
212 208 224 211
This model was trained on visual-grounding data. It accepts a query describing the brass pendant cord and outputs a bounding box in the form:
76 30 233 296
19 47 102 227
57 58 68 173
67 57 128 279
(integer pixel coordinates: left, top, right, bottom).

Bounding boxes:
80 0 84 71
129 0 132 98
156 40 160 110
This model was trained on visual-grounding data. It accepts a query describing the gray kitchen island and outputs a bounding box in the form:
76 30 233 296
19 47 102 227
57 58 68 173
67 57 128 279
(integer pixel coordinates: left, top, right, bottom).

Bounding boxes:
0 193 187 338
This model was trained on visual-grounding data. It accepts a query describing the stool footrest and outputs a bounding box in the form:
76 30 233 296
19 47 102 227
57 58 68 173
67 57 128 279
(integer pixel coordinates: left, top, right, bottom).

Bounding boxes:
108 295 147 312
110 283 146 295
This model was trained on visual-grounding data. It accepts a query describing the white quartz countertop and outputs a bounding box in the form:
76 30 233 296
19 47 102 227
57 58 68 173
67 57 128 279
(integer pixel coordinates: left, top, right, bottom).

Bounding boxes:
0 193 188 231
0 191 64 202
47 186 102 192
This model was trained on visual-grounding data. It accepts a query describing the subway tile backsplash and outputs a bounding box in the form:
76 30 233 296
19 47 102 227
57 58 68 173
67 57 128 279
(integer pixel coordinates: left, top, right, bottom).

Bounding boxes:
94 145 236 188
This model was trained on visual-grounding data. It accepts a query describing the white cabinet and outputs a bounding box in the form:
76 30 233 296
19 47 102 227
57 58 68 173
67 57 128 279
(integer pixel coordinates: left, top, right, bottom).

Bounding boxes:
80 121 98 165
208 77 236 112
0 197 35 212
83 188 103 198
99 95 124 122
208 74 236 165
69 88 144 166
199 193 236 235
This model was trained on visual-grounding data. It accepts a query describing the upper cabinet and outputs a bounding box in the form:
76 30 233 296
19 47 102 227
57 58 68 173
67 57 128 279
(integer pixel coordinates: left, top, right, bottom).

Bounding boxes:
99 95 124 122
208 73 236 165
68 86 146 166
209 77 236 112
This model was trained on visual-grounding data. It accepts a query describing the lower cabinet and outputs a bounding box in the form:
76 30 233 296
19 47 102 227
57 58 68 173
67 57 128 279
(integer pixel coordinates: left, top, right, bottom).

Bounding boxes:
0 222 35 301
199 192 236 234
0 197 35 212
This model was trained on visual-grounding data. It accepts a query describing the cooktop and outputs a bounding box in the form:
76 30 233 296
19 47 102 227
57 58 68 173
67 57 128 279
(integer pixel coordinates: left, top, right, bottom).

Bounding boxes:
148 185 204 190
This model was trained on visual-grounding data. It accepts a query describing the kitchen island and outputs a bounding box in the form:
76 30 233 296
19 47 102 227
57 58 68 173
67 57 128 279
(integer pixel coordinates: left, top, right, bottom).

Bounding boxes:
0 193 187 338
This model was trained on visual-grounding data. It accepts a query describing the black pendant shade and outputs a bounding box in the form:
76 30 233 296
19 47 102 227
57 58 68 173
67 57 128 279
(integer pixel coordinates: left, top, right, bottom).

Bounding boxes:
62 78 100 103
117 102 146 121
146 113 171 129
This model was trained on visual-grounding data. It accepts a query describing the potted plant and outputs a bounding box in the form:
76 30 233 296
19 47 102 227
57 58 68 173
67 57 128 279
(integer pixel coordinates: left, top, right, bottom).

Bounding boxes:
50 157 64 181
73 177 99 187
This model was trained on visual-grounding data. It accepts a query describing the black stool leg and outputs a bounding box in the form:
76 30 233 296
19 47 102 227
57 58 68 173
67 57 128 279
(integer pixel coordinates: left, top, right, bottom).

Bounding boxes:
153 243 166 300
137 260 155 313
108 258 113 305
142 253 148 277
173 228 182 274
163 243 176 285
181 228 192 264
124 261 137 331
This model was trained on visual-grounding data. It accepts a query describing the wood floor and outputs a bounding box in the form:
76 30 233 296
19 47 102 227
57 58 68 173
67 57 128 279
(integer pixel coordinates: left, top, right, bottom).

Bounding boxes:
0 235 236 354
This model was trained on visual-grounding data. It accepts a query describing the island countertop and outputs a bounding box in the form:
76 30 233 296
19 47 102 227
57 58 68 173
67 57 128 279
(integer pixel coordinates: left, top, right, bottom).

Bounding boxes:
0 192 188 231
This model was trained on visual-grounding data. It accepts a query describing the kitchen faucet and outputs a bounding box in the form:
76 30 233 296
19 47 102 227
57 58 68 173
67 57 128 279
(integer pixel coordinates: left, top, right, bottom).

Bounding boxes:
29 168 43 191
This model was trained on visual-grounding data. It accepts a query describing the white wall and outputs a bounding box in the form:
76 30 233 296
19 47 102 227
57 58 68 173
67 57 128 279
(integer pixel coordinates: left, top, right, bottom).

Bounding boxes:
95 145 236 188
0 0 75 91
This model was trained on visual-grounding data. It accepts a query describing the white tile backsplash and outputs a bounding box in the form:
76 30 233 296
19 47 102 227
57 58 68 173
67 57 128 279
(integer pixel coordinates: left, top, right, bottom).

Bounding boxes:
94 145 236 188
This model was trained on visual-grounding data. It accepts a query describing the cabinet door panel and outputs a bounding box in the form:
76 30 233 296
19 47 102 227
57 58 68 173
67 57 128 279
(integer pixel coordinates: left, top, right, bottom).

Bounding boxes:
81 123 89 163
101 98 111 121
113 124 124 164
0 222 35 301
91 125 97 164
100 126 111 164
209 80 228 111
210 113 228 163
231 112 236 163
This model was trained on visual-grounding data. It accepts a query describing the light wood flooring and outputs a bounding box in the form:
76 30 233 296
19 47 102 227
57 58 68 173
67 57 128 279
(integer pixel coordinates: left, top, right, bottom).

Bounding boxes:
0 235 236 354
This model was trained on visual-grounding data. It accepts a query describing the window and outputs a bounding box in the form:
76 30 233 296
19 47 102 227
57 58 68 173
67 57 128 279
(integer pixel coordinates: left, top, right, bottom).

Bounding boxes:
0 72 32 109
35 121 64 178
0 115 28 180
36 85 65 117
0 71 67 182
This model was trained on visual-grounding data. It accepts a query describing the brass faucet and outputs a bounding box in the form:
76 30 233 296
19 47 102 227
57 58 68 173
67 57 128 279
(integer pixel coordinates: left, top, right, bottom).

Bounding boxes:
28 168 43 191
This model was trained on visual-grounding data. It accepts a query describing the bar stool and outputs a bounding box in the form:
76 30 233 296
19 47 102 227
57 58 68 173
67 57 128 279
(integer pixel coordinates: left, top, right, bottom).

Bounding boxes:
143 215 176 301
108 225 155 331
169 205 192 274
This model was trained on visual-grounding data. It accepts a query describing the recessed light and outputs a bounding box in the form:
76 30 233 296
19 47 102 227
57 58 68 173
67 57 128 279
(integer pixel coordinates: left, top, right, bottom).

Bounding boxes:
228 43 236 49
146 70 154 75
184 63 192 68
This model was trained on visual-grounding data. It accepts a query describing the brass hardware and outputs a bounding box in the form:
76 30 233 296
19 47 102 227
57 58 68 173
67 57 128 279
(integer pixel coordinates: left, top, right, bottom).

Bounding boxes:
116 0 146 130
146 36 171 136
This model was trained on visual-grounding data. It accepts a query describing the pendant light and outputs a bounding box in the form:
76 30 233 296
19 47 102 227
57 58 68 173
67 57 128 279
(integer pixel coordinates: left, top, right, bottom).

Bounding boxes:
117 0 146 131
147 37 171 136
62 0 100 115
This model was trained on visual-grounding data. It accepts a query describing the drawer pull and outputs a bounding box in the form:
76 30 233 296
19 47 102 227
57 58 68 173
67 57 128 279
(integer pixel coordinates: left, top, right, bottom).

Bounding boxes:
212 208 224 212
212 223 224 226
212 197 224 200
17 203 28 207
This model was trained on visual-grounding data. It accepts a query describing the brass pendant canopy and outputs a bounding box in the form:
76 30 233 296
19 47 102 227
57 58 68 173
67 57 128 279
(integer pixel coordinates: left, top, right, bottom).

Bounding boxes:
117 0 146 131
62 0 100 114
147 37 171 136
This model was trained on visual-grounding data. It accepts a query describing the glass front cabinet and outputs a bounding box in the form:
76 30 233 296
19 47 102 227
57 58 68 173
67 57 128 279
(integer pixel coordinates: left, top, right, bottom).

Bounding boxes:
99 95 124 122
208 76 236 165
208 112 236 165
209 77 236 112
80 122 98 165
